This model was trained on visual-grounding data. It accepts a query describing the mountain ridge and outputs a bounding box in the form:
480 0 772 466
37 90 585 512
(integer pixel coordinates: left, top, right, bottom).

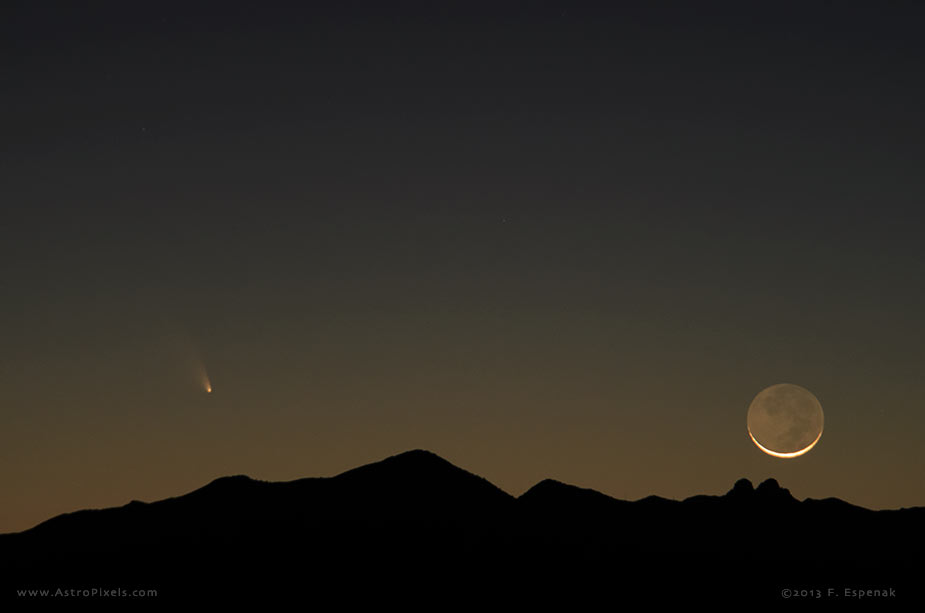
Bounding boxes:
7 451 908 539
2 449 922 605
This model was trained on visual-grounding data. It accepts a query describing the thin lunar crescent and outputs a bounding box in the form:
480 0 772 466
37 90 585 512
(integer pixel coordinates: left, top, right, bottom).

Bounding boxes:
746 383 824 459
748 428 821 458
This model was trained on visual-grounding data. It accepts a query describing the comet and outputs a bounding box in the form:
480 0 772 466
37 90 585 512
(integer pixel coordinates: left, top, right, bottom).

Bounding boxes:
192 351 212 393
164 328 214 395
201 371 213 394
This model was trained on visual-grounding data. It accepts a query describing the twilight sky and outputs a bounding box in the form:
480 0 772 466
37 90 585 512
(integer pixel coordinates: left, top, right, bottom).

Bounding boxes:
2 1 924 533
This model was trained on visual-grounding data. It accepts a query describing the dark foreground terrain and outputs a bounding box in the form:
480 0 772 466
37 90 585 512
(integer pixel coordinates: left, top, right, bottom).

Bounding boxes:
2 450 921 606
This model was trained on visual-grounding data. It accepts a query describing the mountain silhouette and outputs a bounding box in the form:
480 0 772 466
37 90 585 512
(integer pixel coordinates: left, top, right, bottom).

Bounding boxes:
2 450 921 606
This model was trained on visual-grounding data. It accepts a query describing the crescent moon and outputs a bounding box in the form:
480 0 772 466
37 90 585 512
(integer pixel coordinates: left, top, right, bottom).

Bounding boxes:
746 383 824 458
748 428 822 459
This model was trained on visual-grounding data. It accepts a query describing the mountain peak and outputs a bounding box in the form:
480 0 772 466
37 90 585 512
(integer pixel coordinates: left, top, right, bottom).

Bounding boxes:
728 478 755 497
724 477 798 505
333 449 515 512
384 448 451 465
755 478 797 504
522 478 569 494
756 477 781 492
519 478 629 516
344 449 471 478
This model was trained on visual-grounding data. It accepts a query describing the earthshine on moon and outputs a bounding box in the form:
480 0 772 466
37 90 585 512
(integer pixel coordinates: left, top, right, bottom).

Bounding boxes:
747 383 824 459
